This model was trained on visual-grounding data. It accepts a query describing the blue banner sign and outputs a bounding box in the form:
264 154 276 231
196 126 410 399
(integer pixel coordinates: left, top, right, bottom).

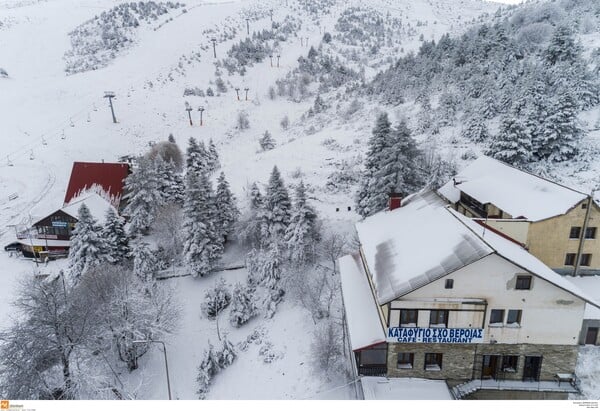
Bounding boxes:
51 221 68 228
387 327 484 344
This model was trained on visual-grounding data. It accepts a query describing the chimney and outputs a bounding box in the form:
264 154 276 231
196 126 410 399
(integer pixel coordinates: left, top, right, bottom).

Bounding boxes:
389 193 402 211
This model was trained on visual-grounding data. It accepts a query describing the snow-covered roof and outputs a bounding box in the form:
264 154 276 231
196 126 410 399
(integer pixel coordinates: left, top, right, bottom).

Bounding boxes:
61 192 116 225
438 156 589 222
354 189 600 309
360 377 452 400
339 254 386 351
450 210 600 310
355 190 492 304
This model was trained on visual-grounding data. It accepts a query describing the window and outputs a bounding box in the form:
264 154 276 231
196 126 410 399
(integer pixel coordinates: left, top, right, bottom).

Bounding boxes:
507 310 522 326
445 279 454 289
490 309 504 325
424 353 443 371
358 343 387 366
501 356 519 372
429 310 448 328
515 275 532 290
565 253 576 266
570 227 582 239
581 254 592 267
400 309 418 327
397 353 414 369
582 203 588 210
585 227 597 239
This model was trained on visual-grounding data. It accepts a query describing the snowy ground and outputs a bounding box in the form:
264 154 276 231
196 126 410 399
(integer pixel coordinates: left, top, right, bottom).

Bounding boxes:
12 0 600 401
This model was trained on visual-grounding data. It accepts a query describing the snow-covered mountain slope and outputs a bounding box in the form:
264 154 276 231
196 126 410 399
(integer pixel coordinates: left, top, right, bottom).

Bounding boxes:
4 0 600 400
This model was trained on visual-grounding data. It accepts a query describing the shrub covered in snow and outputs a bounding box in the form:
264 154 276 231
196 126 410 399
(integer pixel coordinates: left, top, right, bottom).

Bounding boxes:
196 337 237 399
229 283 258 327
201 278 232 319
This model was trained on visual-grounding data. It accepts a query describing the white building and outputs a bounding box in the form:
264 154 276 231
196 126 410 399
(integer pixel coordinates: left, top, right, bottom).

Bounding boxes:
340 190 600 399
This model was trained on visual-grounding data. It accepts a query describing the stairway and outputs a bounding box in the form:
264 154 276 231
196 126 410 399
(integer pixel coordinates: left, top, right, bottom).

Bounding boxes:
451 380 481 399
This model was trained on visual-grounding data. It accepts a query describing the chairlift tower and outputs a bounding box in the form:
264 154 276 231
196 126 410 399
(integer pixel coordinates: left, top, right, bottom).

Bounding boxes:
103 91 117 123
198 106 205 126
211 38 217 58
185 102 193 126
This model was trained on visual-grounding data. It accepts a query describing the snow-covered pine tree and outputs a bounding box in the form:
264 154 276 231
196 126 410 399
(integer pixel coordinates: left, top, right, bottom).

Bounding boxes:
132 242 160 282
537 92 581 162
238 182 269 247
355 112 392 217
388 119 425 195
259 130 275 151
356 115 424 217
68 204 106 283
229 282 258 327
262 241 283 290
155 156 184 206
207 139 220 173
214 172 239 244
481 92 498 119
313 94 328 114
122 156 164 236
183 172 223 277
186 137 209 177
264 166 292 241
487 116 532 167
462 115 489 142
101 208 130 264
217 335 237 368
285 180 321 266
545 25 582 66
196 342 220 399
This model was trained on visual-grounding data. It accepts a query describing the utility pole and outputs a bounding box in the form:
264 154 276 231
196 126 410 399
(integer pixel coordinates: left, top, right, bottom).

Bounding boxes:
269 9 273 21
246 18 249 36
269 54 273 67
103 91 117 123
277 54 281 68
211 38 217 58
573 193 594 276
244 87 249 101
198 106 205 126
185 102 193 126
235 88 240 100
305 37 309 46
300 37 303 46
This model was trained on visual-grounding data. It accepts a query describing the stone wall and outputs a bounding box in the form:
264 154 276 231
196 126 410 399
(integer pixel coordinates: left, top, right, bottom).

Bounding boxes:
467 390 568 400
386 343 579 381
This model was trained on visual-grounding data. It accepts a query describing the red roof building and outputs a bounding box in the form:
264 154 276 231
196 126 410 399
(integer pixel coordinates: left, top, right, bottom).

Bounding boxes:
64 162 130 208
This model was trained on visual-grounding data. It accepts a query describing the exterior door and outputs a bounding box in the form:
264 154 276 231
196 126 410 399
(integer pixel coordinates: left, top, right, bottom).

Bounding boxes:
523 356 542 381
585 327 598 345
482 355 500 379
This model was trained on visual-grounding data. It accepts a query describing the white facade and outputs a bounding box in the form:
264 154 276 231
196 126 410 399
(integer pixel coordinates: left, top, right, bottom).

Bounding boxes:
389 254 586 346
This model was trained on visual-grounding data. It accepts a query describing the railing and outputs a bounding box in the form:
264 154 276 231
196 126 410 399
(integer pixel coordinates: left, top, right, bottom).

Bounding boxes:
358 365 387 377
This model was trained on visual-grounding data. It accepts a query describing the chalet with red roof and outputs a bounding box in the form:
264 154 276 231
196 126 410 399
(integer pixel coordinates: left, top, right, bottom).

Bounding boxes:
64 161 130 209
